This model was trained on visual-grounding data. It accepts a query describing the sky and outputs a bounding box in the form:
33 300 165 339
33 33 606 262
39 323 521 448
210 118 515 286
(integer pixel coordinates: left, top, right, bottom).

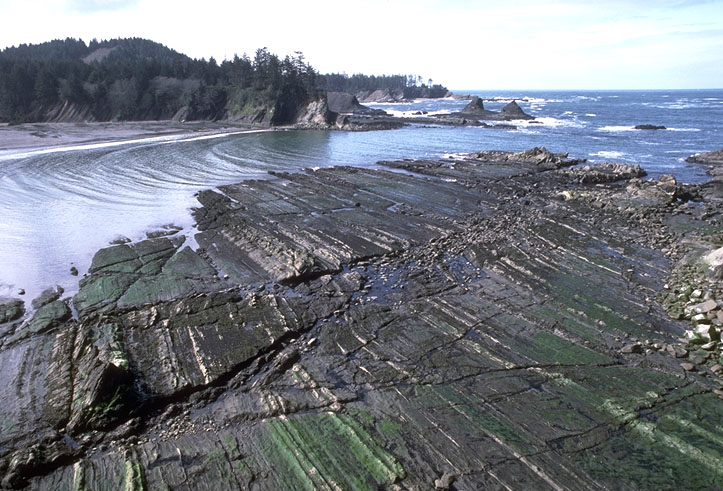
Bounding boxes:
0 0 722 90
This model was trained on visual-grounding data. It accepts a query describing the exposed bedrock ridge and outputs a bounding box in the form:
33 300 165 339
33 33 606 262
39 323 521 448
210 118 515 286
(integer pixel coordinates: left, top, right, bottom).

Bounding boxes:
0 150 722 489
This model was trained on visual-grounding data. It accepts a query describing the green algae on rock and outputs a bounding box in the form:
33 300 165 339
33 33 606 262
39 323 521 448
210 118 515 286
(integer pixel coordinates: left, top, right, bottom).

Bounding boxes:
1 149 722 489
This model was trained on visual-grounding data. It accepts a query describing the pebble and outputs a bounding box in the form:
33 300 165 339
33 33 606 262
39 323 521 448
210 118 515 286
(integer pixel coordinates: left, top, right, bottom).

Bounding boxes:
701 341 717 351
434 473 456 490
680 362 696 371
621 343 643 354
691 355 708 365
691 299 718 314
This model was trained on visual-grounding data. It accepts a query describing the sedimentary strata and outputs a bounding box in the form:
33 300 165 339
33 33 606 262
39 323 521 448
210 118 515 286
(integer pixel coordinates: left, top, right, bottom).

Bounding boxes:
0 147 722 489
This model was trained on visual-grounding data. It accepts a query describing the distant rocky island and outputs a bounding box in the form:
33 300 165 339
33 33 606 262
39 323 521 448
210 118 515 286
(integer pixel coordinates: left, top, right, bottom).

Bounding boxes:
325 92 534 130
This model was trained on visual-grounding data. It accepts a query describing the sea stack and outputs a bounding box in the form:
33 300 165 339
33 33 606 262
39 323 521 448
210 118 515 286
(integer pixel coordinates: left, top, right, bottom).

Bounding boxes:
461 96 486 114
501 100 535 120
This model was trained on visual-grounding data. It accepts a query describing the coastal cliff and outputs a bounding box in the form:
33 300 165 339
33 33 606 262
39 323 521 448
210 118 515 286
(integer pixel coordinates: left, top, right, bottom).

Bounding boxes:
1 148 722 489
0 39 452 128
0 40 323 126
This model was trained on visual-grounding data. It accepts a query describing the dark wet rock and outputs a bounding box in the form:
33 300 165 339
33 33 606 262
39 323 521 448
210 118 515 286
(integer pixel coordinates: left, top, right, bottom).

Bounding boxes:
613 178 682 209
6 300 72 344
686 149 723 189
73 237 198 316
456 146 584 172
334 114 406 131
110 235 132 245
458 97 534 121
510 146 580 167
29 300 71 330
3 148 723 490
30 286 64 310
0 297 25 324
634 124 666 130
563 163 646 184
686 148 723 165
69 266 78 276
146 223 183 239
461 96 486 114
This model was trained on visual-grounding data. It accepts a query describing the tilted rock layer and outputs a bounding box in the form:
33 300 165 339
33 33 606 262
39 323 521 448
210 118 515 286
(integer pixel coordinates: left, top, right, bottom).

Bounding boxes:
0 150 722 489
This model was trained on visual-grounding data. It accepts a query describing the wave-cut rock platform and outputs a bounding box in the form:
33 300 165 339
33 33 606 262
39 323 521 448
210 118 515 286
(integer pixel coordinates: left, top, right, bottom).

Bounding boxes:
1 147 722 489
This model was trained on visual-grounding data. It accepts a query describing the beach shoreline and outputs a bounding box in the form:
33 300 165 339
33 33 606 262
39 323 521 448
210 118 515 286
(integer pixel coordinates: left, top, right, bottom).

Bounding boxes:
0 121 270 153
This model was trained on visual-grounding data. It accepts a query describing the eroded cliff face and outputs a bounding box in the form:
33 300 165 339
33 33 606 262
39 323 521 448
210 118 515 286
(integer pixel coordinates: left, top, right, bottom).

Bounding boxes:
1 149 722 490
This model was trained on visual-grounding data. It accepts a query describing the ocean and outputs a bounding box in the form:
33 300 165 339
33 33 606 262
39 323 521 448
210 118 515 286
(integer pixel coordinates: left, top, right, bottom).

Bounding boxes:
0 89 721 299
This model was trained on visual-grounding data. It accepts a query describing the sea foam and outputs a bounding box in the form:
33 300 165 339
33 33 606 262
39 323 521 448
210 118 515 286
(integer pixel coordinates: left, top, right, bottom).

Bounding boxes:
598 125 636 132
590 150 626 159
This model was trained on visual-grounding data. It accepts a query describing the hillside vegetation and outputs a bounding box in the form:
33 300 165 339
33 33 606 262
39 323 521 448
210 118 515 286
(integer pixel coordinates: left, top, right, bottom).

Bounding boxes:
322 72 450 99
0 38 448 125
0 38 319 124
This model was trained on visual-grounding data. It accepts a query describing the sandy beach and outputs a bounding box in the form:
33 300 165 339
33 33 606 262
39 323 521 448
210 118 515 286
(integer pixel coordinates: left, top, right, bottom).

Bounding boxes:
0 121 268 153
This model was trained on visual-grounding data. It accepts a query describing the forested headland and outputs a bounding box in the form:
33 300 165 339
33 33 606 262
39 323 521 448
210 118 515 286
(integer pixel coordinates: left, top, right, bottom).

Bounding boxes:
0 38 447 124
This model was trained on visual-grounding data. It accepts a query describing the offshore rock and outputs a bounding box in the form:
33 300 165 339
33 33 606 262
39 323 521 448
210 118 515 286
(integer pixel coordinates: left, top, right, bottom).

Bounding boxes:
635 124 666 130
2 151 723 490
500 100 535 120
458 97 534 121
461 96 486 114
686 149 723 165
